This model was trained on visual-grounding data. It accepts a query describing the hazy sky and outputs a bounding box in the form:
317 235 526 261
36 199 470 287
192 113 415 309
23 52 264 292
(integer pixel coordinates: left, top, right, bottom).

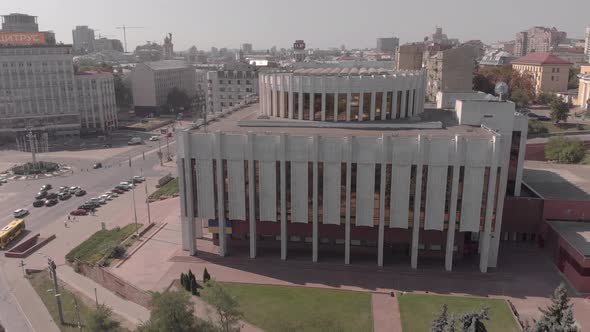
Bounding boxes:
4 0 590 51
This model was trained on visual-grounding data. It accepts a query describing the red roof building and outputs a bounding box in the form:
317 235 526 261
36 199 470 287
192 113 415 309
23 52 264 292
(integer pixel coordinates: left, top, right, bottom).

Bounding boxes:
511 52 572 65
511 53 572 94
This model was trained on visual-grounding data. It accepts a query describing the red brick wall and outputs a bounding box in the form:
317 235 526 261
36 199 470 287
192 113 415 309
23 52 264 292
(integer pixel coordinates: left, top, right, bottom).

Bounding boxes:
543 200 590 221
501 197 544 233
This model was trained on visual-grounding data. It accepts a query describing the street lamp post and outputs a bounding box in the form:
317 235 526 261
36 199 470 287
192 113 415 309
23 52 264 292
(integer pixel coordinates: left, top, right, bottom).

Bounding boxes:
145 182 152 225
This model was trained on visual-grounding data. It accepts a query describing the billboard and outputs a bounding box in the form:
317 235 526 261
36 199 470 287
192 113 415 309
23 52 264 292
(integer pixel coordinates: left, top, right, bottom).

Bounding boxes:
0 32 46 46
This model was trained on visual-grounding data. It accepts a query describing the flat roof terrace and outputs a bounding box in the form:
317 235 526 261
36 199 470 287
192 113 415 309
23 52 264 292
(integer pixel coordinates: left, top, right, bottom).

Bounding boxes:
197 104 494 139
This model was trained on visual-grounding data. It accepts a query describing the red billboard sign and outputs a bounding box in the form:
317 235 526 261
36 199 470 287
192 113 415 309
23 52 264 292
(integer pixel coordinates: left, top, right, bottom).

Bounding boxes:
0 32 46 46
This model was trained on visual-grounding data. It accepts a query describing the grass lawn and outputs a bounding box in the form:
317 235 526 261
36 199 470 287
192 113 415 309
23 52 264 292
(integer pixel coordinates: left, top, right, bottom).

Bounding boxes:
149 177 179 200
65 223 142 265
398 293 520 332
201 283 373 332
532 120 590 133
127 118 171 130
29 271 128 331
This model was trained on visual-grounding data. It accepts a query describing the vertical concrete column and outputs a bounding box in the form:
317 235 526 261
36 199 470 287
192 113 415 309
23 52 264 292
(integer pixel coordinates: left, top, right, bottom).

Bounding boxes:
391 90 398 119
381 91 388 120
312 134 319 262
489 134 511 268
298 78 304 120
346 92 352 121
400 90 407 118
247 132 256 258
333 87 339 122
309 78 314 120
359 92 364 122
480 136 499 273
279 76 285 118
179 131 196 254
214 131 226 256
514 128 527 196
280 133 287 260
321 77 326 121
345 136 352 264
445 135 461 271
370 92 376 120
259 74 265 115
378 134 387 267
288 76 294 119
273 77 278 117
408 88 415 117
411 135 424 269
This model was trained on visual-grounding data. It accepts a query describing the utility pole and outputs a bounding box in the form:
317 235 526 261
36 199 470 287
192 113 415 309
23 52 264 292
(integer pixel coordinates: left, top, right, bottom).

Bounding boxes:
145 182 152 225
158 139 163 166
73 296 82 329
19 260 26 278
94 287 98 308
166 132 171 161
47 258 64 325
129 152 139 237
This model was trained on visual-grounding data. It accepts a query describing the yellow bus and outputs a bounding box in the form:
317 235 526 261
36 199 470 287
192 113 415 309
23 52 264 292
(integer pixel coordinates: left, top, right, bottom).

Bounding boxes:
0 219 26 249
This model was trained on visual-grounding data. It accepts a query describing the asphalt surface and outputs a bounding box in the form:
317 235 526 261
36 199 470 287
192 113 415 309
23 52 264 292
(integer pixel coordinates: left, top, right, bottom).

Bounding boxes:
0 137 177 331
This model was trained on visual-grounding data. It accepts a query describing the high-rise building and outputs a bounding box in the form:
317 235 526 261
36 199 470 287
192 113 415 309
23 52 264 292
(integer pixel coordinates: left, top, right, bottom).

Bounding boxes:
206 63 258 114
376 37 399 53
513 26 567 57
0 13 117 140
93 38 124 53
242 43 253 53
1 13 38 32
176 66 528 274
72 25 95 53
585 27 590 56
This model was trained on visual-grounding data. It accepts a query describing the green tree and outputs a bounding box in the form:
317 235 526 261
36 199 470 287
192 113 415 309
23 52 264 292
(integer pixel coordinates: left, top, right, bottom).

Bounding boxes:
549 98 570 124
525 283 579 332
510 89 531 108
114 75 131 107
568 67 581 90
87 304 121 332
536 92 557 105
138 291 197 332
528 119 549 137
166 87 191 113
545 137 586 163
203 281 242 332
459 306 489 332
432 304 450 332
203 268 211 283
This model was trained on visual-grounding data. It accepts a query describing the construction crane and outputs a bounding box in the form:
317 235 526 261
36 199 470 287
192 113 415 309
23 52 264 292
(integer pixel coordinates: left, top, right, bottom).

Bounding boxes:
115 25 144 53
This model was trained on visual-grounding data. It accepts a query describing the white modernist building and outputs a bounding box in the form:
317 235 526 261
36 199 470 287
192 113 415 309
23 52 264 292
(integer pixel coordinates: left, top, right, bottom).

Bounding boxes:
259 68 425 121
75 72 118 133
177 66 528 273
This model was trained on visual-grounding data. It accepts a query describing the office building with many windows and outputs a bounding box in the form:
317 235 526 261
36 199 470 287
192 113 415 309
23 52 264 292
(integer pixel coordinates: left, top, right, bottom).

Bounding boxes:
206 63 258 114
176 65 528 273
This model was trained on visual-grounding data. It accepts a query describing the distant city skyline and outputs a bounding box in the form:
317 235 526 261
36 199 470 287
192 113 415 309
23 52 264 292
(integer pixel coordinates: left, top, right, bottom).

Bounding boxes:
3 0 590 52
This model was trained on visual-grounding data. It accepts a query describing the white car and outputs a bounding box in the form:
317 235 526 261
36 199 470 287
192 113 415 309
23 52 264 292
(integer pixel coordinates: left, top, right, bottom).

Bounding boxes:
0 177 7 183
119 182 133 189
13 208 29 218
133 175 145 183
100 194 112 201
98 198 107 205
104 191 118 198
70 186 80 192
149 136 160 141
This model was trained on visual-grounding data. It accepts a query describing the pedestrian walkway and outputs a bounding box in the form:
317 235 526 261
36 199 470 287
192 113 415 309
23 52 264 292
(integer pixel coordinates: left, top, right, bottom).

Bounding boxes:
372 293 402 332
57 265 150 327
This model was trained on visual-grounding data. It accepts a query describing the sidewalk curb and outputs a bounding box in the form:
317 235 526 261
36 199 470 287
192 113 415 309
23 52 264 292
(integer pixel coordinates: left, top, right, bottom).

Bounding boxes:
114 222 168 269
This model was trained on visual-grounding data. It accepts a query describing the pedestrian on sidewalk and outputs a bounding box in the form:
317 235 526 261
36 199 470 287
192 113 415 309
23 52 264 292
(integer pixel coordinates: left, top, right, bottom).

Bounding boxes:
64 219 68 228
68 215 71 221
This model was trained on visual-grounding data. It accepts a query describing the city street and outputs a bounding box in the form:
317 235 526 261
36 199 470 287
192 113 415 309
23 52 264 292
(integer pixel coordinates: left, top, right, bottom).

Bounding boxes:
0 133 178 331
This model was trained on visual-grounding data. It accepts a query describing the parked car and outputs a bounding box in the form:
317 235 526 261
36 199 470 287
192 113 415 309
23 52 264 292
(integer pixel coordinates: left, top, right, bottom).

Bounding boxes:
0 177 8 183
78 204 94 211
100 194 112 201
74 189 87 197
58 186 68 192
46 192 58 200
84 201 100 208
58 192 71 200
103 143 112 148
104 191 118 198
133 175 145 183
33 200 45 207
149 136 160 141
69 186 80 192
115 185 129 191
119 182 133 189
112 188 125 194
93 163 103 169
35 191 47 199
70 209 88 216
98 198 107 205
45 198 58 207
13 209 29 218
40 184 52 191
537 115 551 121
527 112 539 118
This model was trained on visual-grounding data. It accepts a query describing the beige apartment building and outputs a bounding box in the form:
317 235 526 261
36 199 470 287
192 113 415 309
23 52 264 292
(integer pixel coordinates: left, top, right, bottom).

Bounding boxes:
511 53 571 95
396 43 424 70
424 45 476 101
577 64 590 110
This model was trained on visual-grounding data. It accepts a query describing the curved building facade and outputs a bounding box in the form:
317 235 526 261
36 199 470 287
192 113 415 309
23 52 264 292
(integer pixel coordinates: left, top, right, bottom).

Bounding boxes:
259 68 426 121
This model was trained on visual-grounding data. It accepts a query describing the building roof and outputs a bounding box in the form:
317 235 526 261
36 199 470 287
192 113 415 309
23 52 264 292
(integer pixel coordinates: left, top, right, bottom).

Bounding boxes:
194 104 494 139
143 59 190 71
511 53 572 65
548 221 590 258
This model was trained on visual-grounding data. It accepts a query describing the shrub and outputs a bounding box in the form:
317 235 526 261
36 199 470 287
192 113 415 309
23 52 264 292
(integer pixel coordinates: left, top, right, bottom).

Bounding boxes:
545 137 586 163
528 119 549 136
203 268 211 283
108 245 126 259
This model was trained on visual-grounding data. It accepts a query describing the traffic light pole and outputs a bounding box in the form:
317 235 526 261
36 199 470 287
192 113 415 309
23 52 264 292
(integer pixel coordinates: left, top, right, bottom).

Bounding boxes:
47 258 64 325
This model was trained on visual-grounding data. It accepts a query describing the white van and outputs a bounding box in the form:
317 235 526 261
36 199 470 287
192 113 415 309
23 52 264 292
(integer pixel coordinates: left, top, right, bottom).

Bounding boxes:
128 137 142 145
